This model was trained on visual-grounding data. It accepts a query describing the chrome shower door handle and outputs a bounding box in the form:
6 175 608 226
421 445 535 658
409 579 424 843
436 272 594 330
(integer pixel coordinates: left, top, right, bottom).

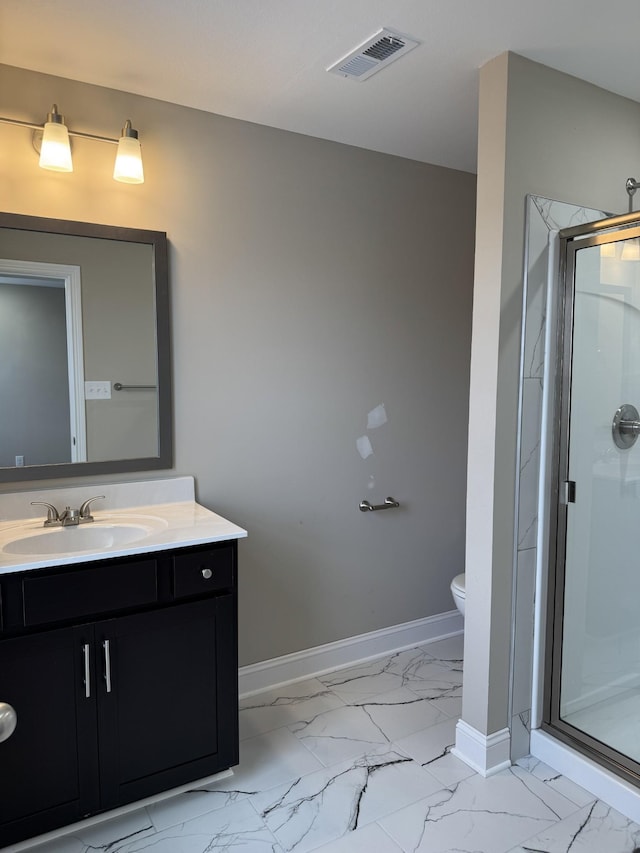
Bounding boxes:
612 403 640 449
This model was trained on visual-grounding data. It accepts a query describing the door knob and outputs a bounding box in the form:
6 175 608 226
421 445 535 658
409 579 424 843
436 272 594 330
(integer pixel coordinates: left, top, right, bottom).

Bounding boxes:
0 703 17 743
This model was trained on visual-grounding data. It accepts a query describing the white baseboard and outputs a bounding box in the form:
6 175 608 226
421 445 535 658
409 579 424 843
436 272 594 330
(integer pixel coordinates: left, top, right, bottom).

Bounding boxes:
452 719 511 777
531 728 640 824
238 610 463 698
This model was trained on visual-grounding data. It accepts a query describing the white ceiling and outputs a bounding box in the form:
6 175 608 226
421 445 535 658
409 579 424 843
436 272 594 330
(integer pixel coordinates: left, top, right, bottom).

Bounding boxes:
2 0 639 174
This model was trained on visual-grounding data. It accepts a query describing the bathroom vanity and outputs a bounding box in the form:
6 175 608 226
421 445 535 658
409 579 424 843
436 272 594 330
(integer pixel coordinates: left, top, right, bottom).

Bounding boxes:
0 477 246 848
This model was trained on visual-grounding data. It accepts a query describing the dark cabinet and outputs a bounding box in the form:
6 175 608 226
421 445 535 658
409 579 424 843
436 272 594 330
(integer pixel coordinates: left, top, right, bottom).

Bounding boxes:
0 541 238 848
0 626 99 837
97 595 237 807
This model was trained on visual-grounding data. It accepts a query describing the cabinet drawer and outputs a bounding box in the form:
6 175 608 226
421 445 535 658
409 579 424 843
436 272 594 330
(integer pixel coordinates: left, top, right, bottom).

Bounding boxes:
172 547 234 599
23 560 158 627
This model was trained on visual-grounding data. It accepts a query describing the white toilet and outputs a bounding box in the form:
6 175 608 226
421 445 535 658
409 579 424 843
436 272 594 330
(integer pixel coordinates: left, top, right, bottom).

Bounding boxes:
450 573 466 617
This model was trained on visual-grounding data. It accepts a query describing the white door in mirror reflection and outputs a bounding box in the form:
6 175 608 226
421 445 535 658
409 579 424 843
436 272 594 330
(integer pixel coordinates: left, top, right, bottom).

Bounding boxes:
0 259 86 468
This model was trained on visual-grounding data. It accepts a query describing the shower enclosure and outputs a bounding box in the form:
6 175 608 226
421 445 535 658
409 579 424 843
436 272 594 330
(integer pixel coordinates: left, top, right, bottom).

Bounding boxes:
544 209 640 783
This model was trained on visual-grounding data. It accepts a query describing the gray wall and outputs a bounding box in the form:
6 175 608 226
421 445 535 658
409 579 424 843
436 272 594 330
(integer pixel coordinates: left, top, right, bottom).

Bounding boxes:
0 63 476 666
462 52 640 739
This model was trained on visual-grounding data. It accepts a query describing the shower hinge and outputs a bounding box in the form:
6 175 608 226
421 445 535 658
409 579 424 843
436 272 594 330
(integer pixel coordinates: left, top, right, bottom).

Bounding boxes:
563 481 576 504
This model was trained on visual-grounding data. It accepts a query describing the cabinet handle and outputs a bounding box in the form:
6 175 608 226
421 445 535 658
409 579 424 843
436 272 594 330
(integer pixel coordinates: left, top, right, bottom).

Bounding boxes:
201 567 213 580
103 640 112 694
82 643 91 699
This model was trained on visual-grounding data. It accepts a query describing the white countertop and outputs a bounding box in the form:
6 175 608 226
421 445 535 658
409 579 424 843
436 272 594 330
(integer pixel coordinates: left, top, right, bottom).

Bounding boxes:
0 477 247 574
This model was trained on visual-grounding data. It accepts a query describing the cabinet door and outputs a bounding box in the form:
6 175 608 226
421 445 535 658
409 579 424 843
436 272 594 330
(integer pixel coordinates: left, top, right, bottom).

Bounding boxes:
96 595 238 808
0 625 99 846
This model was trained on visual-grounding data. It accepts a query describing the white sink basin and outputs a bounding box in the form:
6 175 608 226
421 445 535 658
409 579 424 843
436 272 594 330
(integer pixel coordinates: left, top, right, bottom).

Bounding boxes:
1 516 168 557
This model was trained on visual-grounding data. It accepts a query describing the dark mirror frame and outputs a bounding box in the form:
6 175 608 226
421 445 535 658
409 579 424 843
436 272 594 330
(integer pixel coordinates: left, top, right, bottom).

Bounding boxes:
0 212 172 482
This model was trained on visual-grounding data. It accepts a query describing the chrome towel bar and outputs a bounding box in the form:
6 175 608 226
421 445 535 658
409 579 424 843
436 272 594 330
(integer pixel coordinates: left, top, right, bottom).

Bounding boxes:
114 383 157 391
359 497 400 513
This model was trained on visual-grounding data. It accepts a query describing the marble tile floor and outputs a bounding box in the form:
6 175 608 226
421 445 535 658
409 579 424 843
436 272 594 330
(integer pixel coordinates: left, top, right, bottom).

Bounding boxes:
20 634 640 853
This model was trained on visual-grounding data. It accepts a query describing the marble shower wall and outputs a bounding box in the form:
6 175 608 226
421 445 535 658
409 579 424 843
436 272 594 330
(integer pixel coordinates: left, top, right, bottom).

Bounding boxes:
511 196 607 760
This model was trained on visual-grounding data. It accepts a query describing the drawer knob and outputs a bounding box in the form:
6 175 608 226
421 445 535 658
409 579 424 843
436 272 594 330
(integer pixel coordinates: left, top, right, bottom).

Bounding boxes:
201 567 213 580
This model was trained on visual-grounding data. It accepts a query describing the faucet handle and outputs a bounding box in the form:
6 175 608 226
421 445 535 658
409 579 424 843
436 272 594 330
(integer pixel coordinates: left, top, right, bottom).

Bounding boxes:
31 501 61 526
79 495 105 521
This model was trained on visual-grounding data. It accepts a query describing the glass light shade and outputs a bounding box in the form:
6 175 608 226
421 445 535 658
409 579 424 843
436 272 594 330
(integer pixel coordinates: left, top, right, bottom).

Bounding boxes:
113 135 144 184
621 239 640 261
39 121 73 172
599 242 616 258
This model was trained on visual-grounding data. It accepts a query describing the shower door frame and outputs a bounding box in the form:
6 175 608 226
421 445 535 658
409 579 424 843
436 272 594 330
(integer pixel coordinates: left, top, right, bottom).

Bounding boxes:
543 208 640 786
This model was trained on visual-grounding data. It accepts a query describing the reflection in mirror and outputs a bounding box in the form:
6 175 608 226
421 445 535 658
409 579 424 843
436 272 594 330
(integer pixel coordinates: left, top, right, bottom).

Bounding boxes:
0 213 171 482
0 262 81 466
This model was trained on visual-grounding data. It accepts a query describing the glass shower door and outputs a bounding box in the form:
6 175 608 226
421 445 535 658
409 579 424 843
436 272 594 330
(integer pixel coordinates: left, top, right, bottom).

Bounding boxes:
549 217 640 777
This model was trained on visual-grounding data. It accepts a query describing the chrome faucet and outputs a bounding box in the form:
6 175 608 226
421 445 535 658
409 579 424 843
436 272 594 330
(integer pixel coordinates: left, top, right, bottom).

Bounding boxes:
59 506 82 526
31 495 105 527
78 496 105 522
30 502 62 527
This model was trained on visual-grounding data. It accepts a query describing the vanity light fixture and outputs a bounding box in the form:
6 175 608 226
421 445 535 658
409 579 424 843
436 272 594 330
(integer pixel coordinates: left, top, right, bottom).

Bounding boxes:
39 104 73 172
627 177 640 211
113 120 144 184
621 239 640 261
0 103 145 184
599 179 640 261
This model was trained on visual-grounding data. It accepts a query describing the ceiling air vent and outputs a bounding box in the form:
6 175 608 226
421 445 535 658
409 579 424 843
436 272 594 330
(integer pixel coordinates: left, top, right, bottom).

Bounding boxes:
327 29 420 81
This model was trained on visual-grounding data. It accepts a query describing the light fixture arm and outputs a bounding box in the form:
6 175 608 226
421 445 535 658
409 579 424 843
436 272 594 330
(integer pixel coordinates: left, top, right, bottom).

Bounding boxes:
0 114 120 145
626 177 639 213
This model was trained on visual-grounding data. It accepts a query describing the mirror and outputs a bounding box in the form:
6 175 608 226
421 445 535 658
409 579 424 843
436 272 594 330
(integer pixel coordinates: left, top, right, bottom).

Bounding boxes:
0 212 171 482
